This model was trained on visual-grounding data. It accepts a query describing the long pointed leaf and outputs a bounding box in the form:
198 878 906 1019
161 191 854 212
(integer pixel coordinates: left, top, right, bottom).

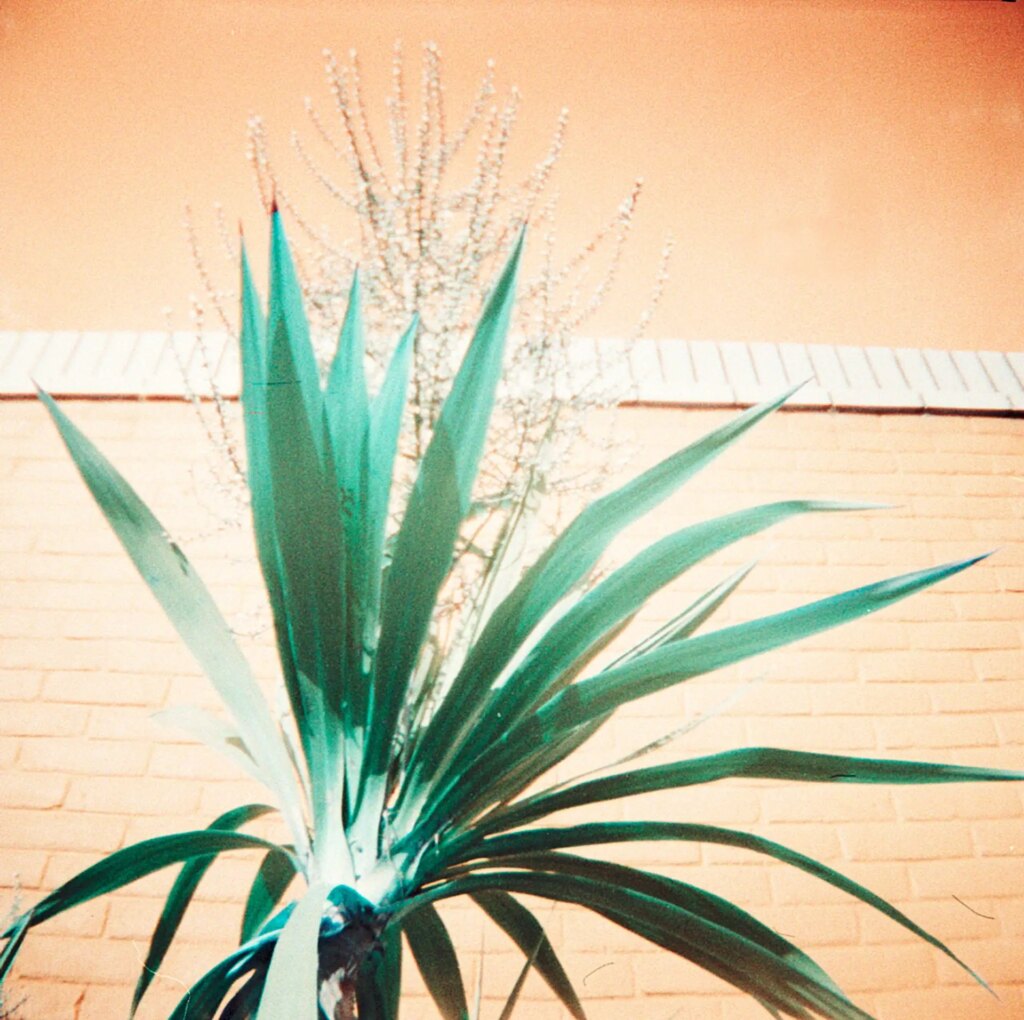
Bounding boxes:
242 849 300 944
431 568 759 837
262 214 354 878
37 389 309 856
257 880 328 1020
455 820 991 990
130 804 275 1017
434 501 868 803
0 911 30 986
496 934 544 1020
356 230 524 836
477 746 1024 838
397 870 871 1019
21 831 294 930
470 852 844 1001
418 555 987 840
325 269 370 450
346 316 417 811
402 904 469 1020
220 970 266 1020
323 271 376 808
401 387 802 822
471 890 586 1019
607 560 758 668
168 942 266 1020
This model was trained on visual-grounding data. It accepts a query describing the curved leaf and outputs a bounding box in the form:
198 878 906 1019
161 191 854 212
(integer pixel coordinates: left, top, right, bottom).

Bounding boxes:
26 830 294 930
257 880 328 1020
605 559 757 668
419 555 987 840
220 969 267 1020
397 869 871 1019
476 745 1024 837
37 387 309 858
402 904 468 1020
130 804 275 1017
412 567 760 846
497 934 544 1020
471 890 585 1019
0 910 30 986
455 820 988 989
242 849 300 945
473 852 843 998
168 944 265 1020
474 501 871 751
400 388 801 820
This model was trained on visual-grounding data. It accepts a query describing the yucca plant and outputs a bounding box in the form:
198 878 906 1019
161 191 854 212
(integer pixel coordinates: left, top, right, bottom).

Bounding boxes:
2 210 1021 1020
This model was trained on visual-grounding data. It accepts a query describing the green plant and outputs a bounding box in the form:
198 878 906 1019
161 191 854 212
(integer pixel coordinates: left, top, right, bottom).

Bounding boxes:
190 44 670 664
3 211 1021 1019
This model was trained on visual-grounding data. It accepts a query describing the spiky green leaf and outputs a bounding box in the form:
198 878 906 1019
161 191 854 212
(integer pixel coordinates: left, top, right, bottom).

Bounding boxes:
242 849 300 945
471 890 586 1019
455 820 989 989
257 881 328 1020
402 905 469 1020
130 804 275 1017
23 830 293 930
36 389 308 855
356 230 524 834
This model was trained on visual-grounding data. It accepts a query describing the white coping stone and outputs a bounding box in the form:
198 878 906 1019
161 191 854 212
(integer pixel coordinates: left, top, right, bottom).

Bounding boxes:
893 348 937 393
628 339 664 391
687 341 735 404
774 344 830 406
718 341 761 405
657 339 698 397
978 352 1024 411
748 341 789 391
951 350 997 394
807 344 848 392
864 347 910 392
128 331 176 394
0 332 18 370
1 331 1020 415
1006 352 1024 391
835 346 877 390
922 349 966 392
29 332 82 394
1 331 49 393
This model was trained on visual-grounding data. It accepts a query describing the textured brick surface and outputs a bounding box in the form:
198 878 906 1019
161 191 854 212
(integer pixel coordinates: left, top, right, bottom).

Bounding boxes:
0 401 1022 1018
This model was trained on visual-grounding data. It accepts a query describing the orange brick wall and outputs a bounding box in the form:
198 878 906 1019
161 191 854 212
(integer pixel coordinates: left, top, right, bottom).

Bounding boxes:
1 399 1022 1019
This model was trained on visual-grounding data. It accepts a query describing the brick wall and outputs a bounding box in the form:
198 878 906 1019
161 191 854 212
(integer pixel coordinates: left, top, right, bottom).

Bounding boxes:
1 400 1021 1020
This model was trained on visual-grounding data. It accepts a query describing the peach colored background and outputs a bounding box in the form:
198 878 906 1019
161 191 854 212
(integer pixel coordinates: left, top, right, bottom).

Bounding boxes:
0 0 1022 347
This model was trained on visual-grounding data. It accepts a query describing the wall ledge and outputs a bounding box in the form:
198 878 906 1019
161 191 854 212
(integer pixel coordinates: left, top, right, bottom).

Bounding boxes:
2 331 1023 415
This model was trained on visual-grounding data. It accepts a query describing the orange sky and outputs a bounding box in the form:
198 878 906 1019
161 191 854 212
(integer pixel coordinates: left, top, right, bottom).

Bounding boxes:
0 0 1022 348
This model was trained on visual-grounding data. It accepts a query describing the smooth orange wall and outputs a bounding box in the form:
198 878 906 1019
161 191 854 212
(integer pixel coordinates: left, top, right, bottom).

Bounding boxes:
1 0 1022 348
